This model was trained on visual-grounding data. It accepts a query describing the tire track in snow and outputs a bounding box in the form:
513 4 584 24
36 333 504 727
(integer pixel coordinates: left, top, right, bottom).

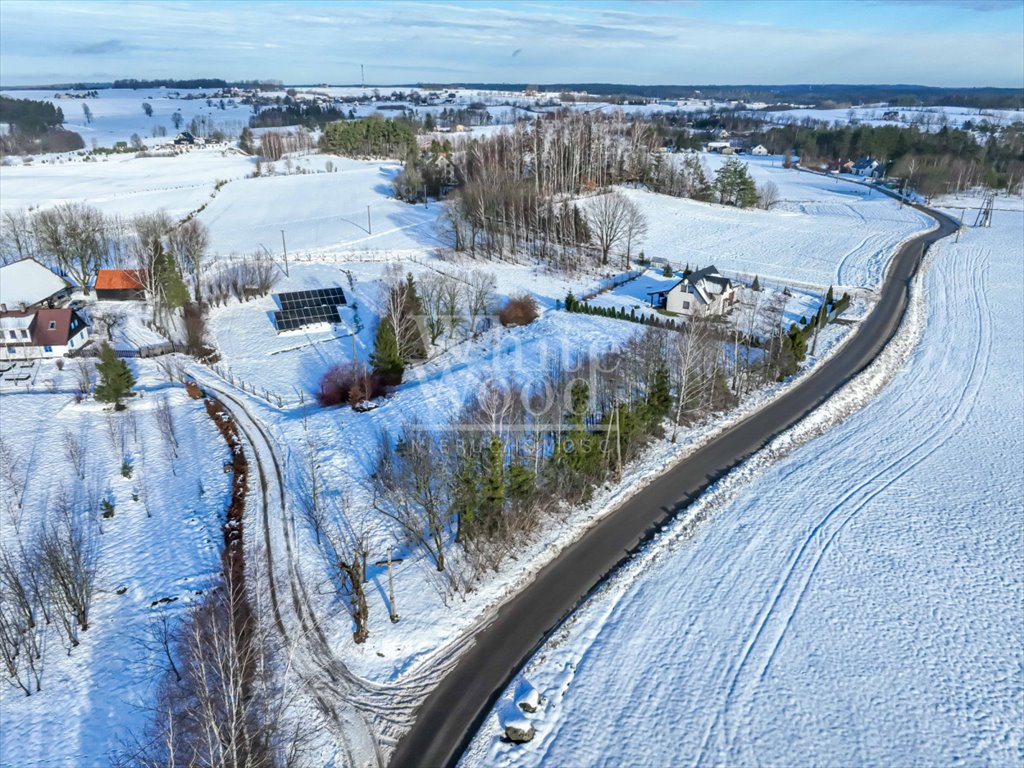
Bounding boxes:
696 247 992 764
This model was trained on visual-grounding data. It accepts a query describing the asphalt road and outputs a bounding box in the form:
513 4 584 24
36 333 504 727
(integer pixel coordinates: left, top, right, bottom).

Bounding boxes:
390 201 959 768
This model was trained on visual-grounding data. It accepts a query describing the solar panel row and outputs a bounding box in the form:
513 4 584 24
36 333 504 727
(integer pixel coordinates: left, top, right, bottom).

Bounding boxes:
277 287 347 310
272 287 347 331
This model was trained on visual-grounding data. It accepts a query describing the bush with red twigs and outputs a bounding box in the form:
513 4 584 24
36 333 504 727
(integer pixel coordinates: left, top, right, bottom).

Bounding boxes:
317 362 386 408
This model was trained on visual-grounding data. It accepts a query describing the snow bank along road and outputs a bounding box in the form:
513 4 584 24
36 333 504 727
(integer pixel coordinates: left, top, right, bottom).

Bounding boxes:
390 204 960 767
464 208 1024 767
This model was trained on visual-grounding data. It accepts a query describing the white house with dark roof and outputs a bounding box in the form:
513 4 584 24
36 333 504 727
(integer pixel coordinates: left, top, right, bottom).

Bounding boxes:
0 308 89 360
646 265 738 318
0 258 72 312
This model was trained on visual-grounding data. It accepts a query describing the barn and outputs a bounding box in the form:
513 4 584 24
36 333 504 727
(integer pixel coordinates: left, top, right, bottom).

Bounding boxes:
95 270 147 301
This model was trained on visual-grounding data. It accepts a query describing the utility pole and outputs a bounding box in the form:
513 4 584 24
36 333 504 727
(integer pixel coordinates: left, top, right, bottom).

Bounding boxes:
810 293 826 357
366 205 372 234
361 64 365 89
280 229 289 276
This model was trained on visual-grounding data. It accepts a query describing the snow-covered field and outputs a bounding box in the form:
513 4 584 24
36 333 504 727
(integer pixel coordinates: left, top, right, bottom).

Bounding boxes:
0 366 230 767
632 154 935 290
750 103 1024 131
0 148 254 219
463 207 1024 767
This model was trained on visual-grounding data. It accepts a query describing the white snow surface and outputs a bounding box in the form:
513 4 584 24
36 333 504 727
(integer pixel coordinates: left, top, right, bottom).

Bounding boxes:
462 208 1024 768
0 366 230 767
630 154 934 289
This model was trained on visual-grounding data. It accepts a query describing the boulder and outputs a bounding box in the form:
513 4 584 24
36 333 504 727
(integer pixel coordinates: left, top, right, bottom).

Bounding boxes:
504 718 535 744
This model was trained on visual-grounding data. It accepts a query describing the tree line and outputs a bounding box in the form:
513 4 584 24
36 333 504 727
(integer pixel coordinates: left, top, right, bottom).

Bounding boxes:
0 96 83 155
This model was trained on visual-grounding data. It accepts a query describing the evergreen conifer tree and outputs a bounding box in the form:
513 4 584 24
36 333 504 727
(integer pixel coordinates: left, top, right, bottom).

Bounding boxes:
94 343 135 408
370 319 404 385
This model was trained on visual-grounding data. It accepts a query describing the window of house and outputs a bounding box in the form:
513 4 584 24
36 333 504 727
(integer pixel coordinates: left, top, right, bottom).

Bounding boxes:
48 321 56 330
683 301 691 309
44 345 53 353
21 329 28 338
7 331 14 340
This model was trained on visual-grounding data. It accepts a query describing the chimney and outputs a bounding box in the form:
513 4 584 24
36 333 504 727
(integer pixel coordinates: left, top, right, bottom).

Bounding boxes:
0 304 6 312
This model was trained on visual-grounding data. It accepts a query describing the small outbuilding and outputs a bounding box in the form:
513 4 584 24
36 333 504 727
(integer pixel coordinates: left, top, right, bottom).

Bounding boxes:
750 144 770 156
95 269 147 301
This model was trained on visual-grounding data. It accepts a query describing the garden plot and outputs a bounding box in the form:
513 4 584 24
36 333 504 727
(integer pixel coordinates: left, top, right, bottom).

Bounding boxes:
0 363 231 768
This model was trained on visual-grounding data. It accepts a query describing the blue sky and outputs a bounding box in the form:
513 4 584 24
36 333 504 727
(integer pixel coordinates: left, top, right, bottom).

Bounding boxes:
1 0 1021 87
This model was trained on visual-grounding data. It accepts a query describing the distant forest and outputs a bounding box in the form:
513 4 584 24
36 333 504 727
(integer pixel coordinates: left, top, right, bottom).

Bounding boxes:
111 78 282 90
0 95 83 154
428 83 1024 111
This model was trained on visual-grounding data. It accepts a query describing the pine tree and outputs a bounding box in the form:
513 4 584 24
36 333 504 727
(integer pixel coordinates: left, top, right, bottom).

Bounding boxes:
826 285 835 307
94 343 135 408
481 436 506 525
156 253 189 309
661 261 674 277
370 319 404 385
751 275 761 292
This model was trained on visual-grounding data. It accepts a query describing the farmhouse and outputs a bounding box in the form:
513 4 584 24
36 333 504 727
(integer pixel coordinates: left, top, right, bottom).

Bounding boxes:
750 144 770 156
0 258 72 312
0 308 89 360
95 269 147 301
646 266 738 318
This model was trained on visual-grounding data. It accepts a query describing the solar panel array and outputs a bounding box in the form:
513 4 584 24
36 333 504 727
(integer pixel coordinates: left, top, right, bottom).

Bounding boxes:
272 287 347 332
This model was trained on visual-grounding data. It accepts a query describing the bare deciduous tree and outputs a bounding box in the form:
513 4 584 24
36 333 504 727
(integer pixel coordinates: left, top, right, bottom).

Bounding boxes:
586 190 630 266
155 395 179 462
0 210 38 265
757 180 781 210
320 515 370 644
465 269 496 336
33 203 107 294
41 502 96 651
167 219 209 300
373 427 451 573
63 430 86 481
622 196 648 269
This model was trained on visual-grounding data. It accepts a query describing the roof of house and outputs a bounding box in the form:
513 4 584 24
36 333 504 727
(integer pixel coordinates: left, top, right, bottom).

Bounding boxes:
647 266 734 305
95 269 146 292
30 309 87 347
0 258 71 310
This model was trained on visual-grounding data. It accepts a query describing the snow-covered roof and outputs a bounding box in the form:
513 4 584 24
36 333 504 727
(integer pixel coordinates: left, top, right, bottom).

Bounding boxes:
0 258 70 310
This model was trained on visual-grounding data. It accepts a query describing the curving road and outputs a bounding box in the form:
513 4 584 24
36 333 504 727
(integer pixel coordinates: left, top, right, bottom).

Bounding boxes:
389 200 960 768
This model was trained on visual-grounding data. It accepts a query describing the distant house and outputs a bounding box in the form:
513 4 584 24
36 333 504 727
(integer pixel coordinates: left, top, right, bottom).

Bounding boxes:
852 157 880 176
0 308 89 360
750 144 769 156
882 110 900 121
826 158 855 174
95 269 146 301
713 127 730 140
0 258 72 312
706 141 732 153
173 131 197 145
646 266 738 318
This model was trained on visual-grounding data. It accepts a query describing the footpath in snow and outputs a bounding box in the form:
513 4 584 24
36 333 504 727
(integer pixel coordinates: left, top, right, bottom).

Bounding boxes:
462 207 1024 767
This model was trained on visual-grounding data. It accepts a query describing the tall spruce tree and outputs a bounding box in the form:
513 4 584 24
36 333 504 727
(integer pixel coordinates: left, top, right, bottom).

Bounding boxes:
370 319 404 385
94 343 135 408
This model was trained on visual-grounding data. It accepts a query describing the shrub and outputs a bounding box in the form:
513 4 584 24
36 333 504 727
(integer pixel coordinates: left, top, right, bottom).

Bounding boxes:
498 294 540 327
101 499 115 518
317 362 385 408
